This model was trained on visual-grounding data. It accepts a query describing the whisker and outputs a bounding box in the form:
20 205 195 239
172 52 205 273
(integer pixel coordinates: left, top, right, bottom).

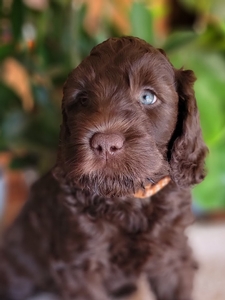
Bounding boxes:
147 177 155 184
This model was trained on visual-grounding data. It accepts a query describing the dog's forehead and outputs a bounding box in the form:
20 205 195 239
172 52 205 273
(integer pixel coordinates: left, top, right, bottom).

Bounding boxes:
89 38 172 74
64 37 175 97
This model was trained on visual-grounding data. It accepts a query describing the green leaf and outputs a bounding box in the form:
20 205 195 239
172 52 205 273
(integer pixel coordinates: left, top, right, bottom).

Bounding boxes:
1 110 28 149
11 0 25 41
163 31 197 53
0 44 14 61
10 153 38 169
0 82 22 120
24 110 60 149
193 139 225 210
130 2 154 44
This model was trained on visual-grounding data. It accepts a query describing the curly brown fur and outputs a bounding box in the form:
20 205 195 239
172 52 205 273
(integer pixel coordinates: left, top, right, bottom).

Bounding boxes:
0 37 208 300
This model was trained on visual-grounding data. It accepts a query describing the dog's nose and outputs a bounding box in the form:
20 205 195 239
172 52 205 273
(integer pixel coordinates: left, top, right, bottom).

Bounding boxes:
90 133 124 157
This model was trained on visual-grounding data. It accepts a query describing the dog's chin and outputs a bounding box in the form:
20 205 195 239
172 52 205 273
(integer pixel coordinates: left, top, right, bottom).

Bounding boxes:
72 174 146 198
55 157 170 198
62 161 170 198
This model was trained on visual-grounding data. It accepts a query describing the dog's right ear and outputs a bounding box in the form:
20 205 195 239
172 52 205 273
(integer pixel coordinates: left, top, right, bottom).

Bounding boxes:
168 68 208 187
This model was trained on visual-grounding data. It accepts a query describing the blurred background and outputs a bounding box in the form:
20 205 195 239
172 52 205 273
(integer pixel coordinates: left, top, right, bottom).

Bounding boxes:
0 0 225 299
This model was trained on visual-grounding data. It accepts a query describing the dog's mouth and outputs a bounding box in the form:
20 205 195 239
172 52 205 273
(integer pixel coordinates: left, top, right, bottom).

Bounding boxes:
75 173 145 197
62 150 169 197
66 165 169 198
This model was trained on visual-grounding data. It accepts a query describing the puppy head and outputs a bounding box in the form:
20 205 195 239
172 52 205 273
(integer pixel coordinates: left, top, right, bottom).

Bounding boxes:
56 37 207 197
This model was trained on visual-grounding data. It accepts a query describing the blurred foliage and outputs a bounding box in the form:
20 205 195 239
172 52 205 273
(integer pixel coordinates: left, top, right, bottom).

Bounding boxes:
0 0 225 210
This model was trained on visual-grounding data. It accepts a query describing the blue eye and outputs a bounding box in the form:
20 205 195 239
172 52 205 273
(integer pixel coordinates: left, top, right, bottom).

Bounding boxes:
140 89 157 105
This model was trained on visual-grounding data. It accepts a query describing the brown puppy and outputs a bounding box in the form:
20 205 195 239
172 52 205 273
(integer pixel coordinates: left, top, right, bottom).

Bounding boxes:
0 37 208 300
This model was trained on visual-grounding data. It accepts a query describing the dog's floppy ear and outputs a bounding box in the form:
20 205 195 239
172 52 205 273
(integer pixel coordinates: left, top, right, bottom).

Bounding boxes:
169 69 208 187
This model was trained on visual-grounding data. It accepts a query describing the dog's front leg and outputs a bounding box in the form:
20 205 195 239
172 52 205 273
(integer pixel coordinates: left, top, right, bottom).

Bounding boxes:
0 248 41 300
146 244 196 300
51 261 110 300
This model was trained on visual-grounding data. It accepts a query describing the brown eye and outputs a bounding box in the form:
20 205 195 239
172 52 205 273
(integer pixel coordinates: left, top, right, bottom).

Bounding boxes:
79 96 89 106
66 92 89 110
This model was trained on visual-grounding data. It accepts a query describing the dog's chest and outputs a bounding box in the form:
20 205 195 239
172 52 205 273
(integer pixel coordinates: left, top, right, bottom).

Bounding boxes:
78 213 152 275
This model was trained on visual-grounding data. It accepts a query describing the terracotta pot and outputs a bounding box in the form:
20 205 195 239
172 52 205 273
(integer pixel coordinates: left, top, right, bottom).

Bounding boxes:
0 152 28 229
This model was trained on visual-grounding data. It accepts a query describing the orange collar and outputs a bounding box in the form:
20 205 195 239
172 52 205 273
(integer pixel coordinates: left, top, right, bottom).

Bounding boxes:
134 176 171 198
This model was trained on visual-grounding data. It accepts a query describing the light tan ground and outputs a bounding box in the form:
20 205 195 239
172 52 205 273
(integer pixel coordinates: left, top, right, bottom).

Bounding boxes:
188 222 225 300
